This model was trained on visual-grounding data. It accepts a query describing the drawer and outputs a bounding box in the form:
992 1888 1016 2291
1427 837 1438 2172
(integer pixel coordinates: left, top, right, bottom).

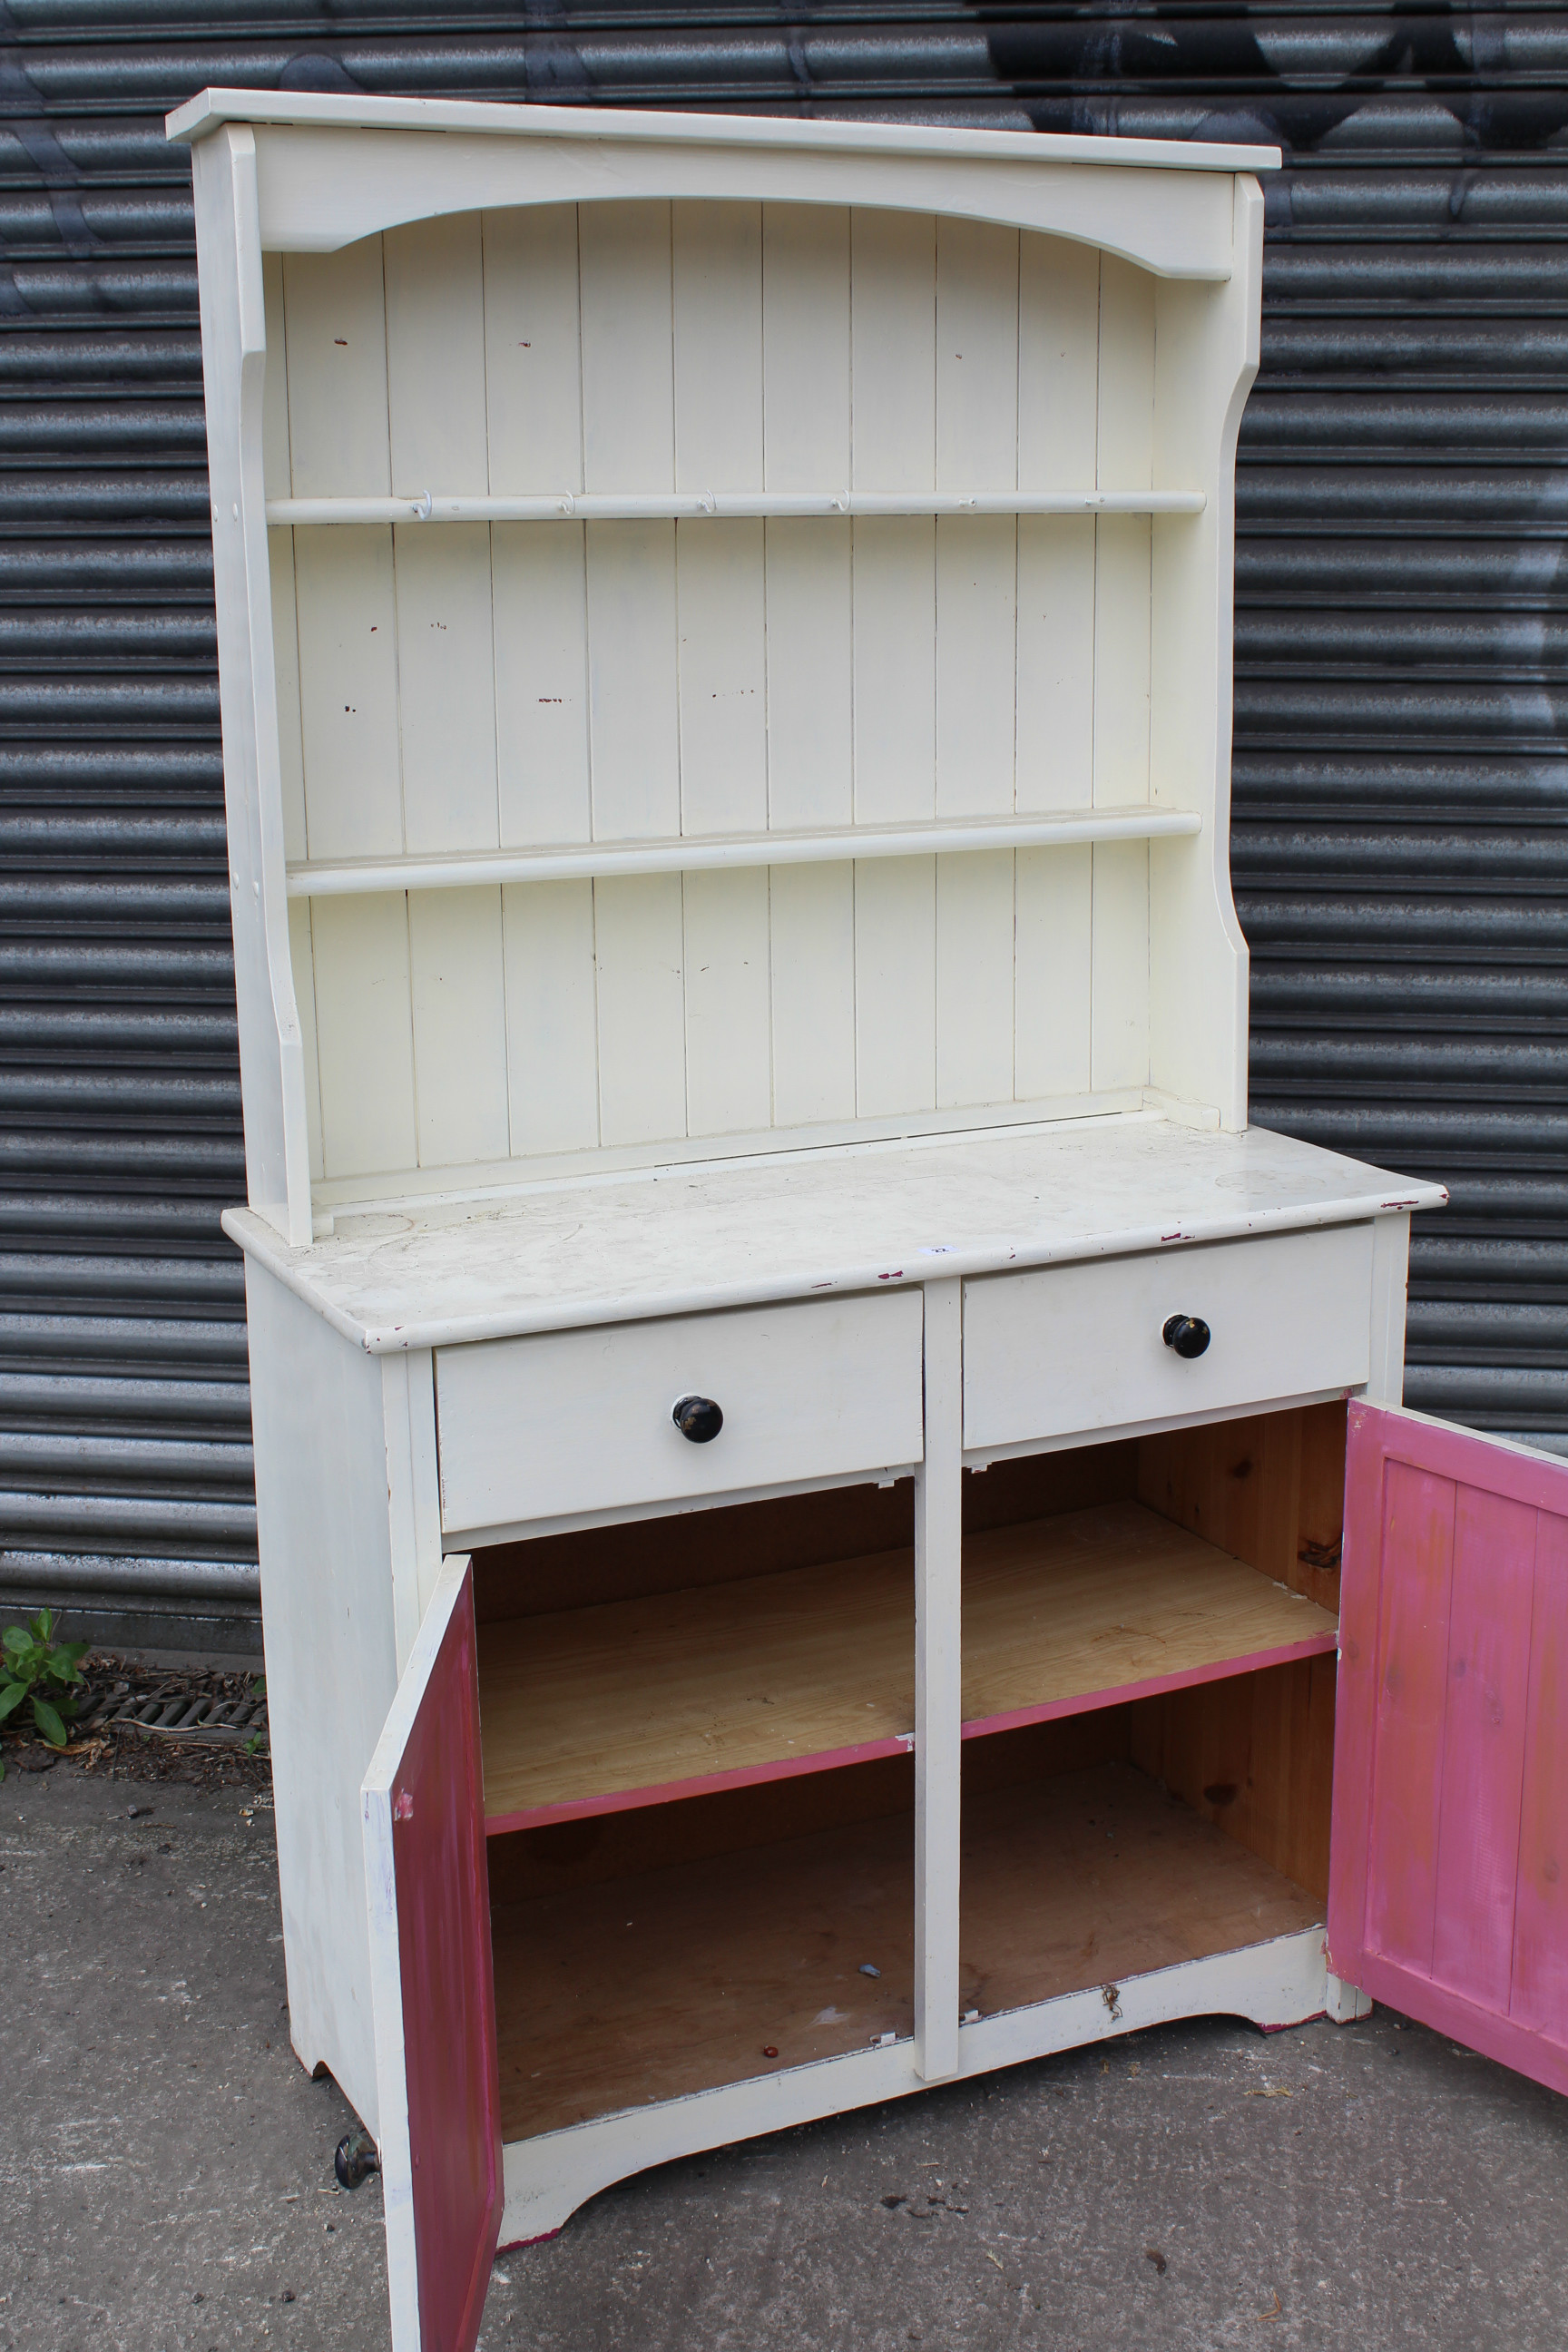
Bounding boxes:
436 1289 925 1536
962 1222 1375 1454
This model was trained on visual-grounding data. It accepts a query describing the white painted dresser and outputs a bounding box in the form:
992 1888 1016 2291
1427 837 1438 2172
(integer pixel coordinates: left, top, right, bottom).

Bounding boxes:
171 89 1568 2352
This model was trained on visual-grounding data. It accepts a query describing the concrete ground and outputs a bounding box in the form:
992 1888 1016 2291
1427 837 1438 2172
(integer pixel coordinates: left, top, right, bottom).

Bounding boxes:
5 1760 1566 2352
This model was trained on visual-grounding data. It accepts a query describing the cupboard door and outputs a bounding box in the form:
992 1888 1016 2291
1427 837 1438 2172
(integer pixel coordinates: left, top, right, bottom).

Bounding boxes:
1329 1402 1568 2095
363 1557 502 2352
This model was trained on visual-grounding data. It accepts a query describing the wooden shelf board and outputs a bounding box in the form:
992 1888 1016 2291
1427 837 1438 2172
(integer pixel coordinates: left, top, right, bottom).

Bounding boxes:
478 1502 1338 1834
479 1546 915 1835
285 806 1201 900
959 1759 1325 2024
266 487 1208 527
490 1756 1321 2143
959 1503 1339 1739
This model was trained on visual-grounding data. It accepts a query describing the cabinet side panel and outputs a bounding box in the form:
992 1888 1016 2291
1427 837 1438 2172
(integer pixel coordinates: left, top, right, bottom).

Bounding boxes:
245 1261 400 2134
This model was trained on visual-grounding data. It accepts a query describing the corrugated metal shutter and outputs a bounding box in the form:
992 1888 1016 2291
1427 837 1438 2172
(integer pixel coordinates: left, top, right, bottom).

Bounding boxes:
1 9 1563 1649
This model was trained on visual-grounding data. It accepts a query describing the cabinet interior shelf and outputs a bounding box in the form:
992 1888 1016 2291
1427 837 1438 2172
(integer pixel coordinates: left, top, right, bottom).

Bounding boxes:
266 487 1208 526
488 1750 1323 2141
287 806 1201 899
475 1501 1340 1837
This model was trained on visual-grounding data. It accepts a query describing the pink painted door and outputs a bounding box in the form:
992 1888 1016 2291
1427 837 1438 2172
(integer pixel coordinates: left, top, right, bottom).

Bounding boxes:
1329 1401 1568 2094
363 1558 502 2352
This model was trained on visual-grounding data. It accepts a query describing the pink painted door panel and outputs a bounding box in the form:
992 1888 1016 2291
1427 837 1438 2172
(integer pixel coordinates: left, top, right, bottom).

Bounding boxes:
364 1559 502 2352
1329 1402 1568 2096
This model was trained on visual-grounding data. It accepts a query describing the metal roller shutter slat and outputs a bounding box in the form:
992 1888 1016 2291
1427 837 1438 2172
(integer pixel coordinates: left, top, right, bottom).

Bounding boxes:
1 6 1563 1643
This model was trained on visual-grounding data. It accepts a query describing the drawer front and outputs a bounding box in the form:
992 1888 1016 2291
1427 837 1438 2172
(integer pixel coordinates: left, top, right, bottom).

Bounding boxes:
436 1289 925 1535
963 1222 1375 1453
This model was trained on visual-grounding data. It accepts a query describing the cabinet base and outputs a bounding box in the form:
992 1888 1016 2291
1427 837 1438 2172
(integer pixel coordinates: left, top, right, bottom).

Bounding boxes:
497 1923 1330 2248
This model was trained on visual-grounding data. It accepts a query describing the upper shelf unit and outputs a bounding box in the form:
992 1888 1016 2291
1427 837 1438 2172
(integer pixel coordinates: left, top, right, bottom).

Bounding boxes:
185 95 1270 1238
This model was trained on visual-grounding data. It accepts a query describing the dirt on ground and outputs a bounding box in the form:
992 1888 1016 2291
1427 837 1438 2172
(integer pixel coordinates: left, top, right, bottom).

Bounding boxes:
0 1648 274 1798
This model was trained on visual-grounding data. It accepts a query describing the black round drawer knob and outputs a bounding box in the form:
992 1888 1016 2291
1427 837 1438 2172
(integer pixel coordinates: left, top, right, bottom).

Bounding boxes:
1162 1314 1211 1359
673 1394 724 1444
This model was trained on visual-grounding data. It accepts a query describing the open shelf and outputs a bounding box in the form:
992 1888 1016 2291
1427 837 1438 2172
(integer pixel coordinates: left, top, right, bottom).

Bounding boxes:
488 1760 915 2141
475 1499 1338 1834
265 486 1208 526
285 805 1201 899
960 1501 1338 1736
478 1548 915 1834
485 1700 1327 2146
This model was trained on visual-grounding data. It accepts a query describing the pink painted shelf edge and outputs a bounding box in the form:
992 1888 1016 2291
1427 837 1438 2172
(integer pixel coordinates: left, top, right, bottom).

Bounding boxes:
482 1627 1340 1838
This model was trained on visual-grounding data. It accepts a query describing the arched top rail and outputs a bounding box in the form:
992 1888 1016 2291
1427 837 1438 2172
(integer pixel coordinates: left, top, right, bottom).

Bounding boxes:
168 92 1277 280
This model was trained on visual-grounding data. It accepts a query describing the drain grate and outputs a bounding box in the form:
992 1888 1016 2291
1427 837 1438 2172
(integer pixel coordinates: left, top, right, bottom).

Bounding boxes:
77 1690 269 1752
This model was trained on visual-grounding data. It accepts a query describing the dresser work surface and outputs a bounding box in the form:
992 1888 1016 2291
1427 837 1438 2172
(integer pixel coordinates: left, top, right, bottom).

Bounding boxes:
223 1113 1439 1349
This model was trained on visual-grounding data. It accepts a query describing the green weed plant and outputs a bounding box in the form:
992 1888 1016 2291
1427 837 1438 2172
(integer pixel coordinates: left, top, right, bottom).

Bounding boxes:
0 1610 88 1779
